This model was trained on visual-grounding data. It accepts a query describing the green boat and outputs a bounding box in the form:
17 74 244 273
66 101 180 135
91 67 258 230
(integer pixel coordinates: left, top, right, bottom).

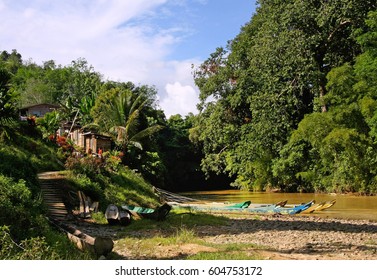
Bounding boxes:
121 203 171 221
169 200 252 210
171 200 313 215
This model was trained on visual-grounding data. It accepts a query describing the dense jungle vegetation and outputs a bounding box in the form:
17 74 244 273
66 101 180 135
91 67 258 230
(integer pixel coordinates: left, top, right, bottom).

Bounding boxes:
193 1 377 194
1 0 377 259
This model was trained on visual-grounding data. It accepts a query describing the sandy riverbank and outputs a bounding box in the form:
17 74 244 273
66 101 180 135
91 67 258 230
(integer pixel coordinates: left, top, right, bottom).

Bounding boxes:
72 213 377 260
198 214 377 260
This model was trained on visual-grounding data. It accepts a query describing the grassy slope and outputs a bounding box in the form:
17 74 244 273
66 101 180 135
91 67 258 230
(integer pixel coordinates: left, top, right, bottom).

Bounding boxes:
0 122 159 259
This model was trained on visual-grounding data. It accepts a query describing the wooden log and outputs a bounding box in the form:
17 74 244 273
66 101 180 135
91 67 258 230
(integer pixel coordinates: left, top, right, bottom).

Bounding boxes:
48 218 114 257
78 191 91 218
66 230 113 257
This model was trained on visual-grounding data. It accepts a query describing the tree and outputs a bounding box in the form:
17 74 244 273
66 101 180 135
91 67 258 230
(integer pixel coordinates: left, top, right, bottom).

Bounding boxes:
0 50 22 126
60 58 102 125
0 49 22 74
0 67 18 128
91 86 162 152
193 1 376 190
273 10 377 194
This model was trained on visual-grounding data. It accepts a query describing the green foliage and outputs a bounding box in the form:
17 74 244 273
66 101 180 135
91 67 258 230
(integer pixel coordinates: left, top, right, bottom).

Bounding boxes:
0 66 18 125
156 113 207 191
273 10 377 194
65 159 160 209
103 167 160 207
91 86 162 151
36 110 62 139
193 1 377 192
0 225 92 260
0 175 36 238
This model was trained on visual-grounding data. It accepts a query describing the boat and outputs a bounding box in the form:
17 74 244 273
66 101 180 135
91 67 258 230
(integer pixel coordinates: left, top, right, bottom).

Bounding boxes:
105 204 132 225
121 203 172 221
105 204 120 225
171 199 312 215
273 200 315 215
169 200 252 210
119 209 132 226
300 202 325 214
313 199 336 212
295 199 336 214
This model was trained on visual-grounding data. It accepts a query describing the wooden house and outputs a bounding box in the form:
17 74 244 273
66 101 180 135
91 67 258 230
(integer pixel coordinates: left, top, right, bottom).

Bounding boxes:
81 131 112 154
20 103 60 117
60 124 112 154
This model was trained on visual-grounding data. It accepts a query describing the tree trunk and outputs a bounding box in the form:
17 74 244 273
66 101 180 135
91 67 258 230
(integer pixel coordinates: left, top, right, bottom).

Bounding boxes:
319 83 327 113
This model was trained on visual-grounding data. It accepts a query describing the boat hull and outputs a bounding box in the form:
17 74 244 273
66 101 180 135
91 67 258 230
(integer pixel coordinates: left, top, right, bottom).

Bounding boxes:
172 200 313 215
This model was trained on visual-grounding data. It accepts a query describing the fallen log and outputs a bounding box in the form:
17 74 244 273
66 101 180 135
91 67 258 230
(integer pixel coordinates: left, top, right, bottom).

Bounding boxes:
47 218 114 258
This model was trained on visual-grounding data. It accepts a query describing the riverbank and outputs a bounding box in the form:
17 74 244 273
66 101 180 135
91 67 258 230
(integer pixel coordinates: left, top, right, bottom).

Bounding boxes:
200 213 377 260
72 212 377 260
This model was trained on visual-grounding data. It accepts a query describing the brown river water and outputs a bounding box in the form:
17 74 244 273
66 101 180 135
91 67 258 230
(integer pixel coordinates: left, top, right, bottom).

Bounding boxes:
180 190 377 221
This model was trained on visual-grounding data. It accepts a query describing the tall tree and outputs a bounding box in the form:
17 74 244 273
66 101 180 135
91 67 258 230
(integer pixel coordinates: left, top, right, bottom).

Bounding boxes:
193 0 376 190
0 67 18 126
91 86 162 152
273 10 377 194
60 58 102 125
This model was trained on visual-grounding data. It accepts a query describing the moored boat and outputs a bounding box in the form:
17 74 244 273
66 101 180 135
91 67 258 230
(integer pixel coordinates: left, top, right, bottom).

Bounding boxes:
171 199 312 215
300 202 325 214
314 199 336 211
273 200 315 215
105 204 132 225
121 203 172 221
105 204 120 225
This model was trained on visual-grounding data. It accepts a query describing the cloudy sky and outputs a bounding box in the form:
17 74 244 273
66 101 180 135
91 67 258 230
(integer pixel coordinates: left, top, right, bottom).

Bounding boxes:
0 0 256 117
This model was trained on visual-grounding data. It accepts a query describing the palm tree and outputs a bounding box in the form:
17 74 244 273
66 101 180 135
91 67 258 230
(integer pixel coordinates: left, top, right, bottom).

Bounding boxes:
91 88 162 152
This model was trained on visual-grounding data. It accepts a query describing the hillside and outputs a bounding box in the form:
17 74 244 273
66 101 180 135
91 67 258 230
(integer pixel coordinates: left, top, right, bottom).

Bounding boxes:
0 121 160 259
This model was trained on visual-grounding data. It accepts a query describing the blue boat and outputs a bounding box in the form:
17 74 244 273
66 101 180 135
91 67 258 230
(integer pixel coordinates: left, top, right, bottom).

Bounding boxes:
272 200 315 215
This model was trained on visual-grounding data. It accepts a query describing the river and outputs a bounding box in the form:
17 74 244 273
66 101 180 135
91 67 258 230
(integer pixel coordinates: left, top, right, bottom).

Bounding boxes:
180 189 377 221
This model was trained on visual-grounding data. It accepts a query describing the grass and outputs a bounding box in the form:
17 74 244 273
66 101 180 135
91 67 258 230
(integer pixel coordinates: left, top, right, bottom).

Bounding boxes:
116 209 229 233
108 211 264 260
187 251 261 260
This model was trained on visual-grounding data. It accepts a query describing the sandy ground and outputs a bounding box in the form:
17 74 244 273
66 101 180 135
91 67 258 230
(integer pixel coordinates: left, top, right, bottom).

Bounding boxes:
198 214 377 260
72 213 377 260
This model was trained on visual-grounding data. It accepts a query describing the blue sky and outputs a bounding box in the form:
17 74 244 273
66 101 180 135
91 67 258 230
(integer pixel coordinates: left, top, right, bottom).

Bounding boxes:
0 0 256 117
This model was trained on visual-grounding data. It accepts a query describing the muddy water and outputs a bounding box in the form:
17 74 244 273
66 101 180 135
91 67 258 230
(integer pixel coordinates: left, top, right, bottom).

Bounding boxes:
180 190 377 221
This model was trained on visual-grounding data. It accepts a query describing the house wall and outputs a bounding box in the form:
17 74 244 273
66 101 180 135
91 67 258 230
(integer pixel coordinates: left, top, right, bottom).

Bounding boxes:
96 138 112 152
85 137 93 153
23 104 59 117
60 128 112 154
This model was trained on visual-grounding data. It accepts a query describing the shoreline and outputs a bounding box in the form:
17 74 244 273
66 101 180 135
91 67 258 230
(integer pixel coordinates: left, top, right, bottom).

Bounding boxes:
74 213 377 260
199 213 377 260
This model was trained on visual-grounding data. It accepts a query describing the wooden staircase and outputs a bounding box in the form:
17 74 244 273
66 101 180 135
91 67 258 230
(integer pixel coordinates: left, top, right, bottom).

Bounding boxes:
38 172 68 221
37 172 114 257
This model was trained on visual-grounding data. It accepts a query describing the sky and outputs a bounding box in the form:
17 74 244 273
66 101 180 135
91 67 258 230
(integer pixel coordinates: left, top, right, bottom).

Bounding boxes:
0 0 257 117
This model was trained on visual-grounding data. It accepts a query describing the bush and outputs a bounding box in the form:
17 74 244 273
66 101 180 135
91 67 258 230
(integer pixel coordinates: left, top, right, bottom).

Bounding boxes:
0 175 37 238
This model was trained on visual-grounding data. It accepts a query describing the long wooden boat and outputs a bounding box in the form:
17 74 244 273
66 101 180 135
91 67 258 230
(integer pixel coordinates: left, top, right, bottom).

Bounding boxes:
313 199 336 212
273 200 314 214
171 200 313 215
121 203 172 221
47 217 114 257
294 199 336 214
169 200 252 210
300 202 325 214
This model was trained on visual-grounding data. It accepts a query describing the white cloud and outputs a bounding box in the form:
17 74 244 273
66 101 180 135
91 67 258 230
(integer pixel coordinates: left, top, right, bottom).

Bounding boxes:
161 82 199 117
0 0 203 117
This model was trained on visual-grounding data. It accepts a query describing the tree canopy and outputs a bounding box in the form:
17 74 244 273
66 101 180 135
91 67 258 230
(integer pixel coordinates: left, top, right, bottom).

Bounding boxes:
193 1 377 193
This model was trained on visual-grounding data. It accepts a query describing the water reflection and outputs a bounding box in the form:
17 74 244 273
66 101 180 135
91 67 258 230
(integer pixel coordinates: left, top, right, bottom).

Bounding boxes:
180 190 377 221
